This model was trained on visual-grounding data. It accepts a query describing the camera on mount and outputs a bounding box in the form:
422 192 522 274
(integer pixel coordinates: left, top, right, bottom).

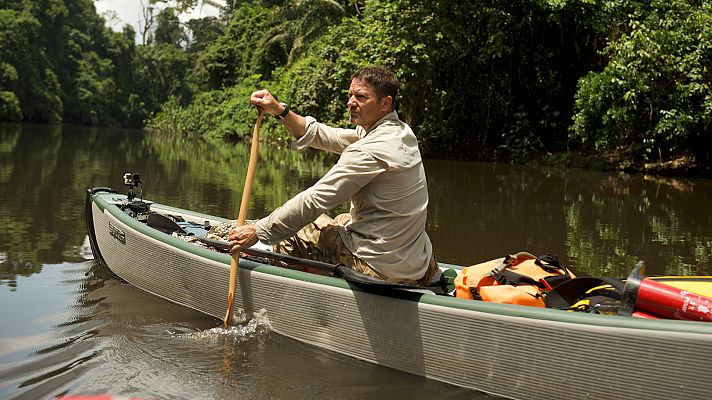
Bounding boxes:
120 172 150 218
124 173 142 189
123 172 143 202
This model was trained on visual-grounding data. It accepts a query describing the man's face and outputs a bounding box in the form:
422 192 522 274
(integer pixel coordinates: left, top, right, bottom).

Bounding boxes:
347 78 390 131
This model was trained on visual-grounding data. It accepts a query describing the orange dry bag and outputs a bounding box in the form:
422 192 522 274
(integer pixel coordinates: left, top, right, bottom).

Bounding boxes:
454 252 574 307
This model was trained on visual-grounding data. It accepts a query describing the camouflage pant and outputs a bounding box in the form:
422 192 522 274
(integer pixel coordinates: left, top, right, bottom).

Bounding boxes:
274 214 438 286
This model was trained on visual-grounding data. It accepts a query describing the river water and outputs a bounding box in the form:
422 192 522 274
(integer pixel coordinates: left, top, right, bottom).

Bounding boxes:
1 123 711 399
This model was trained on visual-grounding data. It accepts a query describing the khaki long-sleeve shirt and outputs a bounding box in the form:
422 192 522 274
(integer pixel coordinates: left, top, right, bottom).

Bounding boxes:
254 110 433 280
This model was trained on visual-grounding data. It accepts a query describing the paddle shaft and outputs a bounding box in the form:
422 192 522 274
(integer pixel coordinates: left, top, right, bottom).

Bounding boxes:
224 108 265 326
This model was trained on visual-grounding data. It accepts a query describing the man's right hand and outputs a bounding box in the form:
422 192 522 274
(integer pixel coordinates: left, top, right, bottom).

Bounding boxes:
250 89 284 116
250 89 306 139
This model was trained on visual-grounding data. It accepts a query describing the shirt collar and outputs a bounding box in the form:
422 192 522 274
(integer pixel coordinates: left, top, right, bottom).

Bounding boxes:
364 110 399 135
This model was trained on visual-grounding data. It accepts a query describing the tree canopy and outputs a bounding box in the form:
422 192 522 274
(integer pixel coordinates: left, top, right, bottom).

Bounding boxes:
1 0 710 168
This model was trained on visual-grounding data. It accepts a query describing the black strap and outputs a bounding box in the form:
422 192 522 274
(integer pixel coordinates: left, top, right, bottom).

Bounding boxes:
470 286 483 300
535 253 569 274
497 270 541 287
544 277 624 309
488 252 537 281
541 274 571 289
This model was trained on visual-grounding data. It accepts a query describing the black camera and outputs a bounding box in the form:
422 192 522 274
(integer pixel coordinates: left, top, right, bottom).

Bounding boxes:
123 173 143 201
124 173 142 188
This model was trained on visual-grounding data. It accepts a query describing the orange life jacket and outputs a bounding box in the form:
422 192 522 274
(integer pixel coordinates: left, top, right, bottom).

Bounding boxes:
454 252 575 307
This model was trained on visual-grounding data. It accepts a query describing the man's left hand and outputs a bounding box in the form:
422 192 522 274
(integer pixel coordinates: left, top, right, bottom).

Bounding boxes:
227 224 259 255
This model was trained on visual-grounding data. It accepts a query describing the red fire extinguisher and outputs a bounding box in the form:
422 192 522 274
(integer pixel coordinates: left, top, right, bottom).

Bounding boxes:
618 261 712 322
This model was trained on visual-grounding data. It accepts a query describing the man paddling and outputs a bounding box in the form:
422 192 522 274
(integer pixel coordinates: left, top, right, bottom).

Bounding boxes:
228 66 436 286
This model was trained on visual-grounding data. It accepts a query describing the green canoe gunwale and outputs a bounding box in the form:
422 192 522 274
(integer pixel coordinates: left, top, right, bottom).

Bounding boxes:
89 190 712 335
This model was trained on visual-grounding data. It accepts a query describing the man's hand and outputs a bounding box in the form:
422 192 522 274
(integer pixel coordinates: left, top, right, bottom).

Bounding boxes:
250 88 306 139
228 224 259 255
250 89 283 116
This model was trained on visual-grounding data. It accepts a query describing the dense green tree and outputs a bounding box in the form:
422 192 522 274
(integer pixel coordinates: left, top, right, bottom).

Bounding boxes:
0 0 205 127
197 3 273 88
2 0 711 169
154 7 187 47
185 16 223 54
0 4 63 122
0 90 22 121
261 0 348 65
135 44 194 110
349 0 610 159
571 0 712 164
49 0 118 125
250 0 607 160
105 25 148 127
0 0 115 124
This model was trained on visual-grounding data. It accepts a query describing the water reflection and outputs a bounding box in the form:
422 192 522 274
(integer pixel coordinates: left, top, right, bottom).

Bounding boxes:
2 123 712 399
0 262 100 400
3 123 712 281
425 159 712 277
0 123 337 285
2 123 712 283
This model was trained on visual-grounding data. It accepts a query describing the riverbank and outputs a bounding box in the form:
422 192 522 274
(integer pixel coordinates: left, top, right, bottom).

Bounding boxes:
536 150 712 179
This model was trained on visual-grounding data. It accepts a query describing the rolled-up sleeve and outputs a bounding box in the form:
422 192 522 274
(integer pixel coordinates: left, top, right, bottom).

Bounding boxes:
291 117 361 154
254 147 385 244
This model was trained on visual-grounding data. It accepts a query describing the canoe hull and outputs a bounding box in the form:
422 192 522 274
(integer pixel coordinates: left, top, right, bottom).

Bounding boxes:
86 189 712 400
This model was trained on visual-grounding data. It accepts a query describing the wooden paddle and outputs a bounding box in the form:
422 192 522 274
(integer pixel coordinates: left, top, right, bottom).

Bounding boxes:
224 107 265 326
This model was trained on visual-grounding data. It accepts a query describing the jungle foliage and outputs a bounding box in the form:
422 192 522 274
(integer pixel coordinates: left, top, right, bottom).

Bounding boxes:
1 0 710 165
0 0 199 127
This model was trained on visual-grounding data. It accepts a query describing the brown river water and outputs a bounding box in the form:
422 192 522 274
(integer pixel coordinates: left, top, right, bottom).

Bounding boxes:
1 122 711 399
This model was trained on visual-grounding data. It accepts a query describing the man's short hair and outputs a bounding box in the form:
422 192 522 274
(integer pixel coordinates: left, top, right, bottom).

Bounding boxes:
352 66 398 110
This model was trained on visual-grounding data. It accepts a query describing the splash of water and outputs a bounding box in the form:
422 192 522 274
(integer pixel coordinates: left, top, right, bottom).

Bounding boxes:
183 309 272 341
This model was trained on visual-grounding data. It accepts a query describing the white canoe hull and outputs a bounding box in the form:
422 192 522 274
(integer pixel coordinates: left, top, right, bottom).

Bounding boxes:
86 188 712 400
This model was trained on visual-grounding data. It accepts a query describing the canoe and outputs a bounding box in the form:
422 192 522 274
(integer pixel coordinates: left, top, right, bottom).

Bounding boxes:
85 185 712 400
